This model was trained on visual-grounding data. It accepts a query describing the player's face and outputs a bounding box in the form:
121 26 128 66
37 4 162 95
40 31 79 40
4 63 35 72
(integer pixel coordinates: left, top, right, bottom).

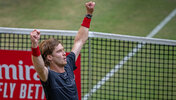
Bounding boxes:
51 44 67 67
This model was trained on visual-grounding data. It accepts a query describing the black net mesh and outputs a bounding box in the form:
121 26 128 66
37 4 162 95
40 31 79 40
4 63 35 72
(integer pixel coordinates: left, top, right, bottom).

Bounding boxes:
0 32 176 100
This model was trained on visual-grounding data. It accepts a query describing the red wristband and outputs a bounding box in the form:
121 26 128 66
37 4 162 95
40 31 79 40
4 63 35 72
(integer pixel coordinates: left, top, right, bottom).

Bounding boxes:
81 17 91 28
31 46 41 57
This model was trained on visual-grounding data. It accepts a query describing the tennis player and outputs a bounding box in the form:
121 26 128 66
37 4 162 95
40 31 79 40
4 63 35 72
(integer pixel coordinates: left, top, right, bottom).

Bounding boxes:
30 1 95 100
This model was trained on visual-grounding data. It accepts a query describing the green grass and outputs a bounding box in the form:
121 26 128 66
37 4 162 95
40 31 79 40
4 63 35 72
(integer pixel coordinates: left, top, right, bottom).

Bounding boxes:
155 16 176 40
0 0 176 39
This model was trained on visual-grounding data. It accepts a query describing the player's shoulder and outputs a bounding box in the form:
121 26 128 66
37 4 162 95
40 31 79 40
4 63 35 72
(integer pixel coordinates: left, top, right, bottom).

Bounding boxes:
67 52 76 61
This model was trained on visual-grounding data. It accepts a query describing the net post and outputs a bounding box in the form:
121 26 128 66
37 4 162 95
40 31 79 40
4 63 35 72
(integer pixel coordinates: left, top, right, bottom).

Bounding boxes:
88 37 92 100
0 33 1 48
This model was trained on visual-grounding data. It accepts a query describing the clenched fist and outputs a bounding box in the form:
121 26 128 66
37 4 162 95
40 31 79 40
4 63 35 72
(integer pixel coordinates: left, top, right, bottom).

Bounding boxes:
85 1 95 15
30 29 40 48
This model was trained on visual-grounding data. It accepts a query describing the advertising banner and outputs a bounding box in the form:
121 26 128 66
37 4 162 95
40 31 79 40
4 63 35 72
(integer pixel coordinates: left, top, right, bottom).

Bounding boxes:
0 50 81 100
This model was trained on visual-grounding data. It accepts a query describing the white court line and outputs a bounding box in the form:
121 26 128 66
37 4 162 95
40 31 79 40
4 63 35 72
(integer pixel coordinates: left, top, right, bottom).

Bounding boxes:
147 8 176 38
83 8 176 100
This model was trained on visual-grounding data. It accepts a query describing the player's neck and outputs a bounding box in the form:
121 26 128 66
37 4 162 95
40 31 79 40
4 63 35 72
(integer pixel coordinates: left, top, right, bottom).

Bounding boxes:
50 64 65 73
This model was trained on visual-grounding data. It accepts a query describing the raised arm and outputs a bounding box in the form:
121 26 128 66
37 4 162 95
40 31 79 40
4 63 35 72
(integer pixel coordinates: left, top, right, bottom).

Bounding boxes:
71 1 95 60
30 30 48 82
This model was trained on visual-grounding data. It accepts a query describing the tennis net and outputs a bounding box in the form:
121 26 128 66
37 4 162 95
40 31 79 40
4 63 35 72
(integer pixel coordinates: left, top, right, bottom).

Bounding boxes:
0 27 176 100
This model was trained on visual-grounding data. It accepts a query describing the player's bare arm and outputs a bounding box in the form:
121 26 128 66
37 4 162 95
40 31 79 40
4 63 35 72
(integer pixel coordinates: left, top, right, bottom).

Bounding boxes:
30 30 48 82
71 1 95 60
